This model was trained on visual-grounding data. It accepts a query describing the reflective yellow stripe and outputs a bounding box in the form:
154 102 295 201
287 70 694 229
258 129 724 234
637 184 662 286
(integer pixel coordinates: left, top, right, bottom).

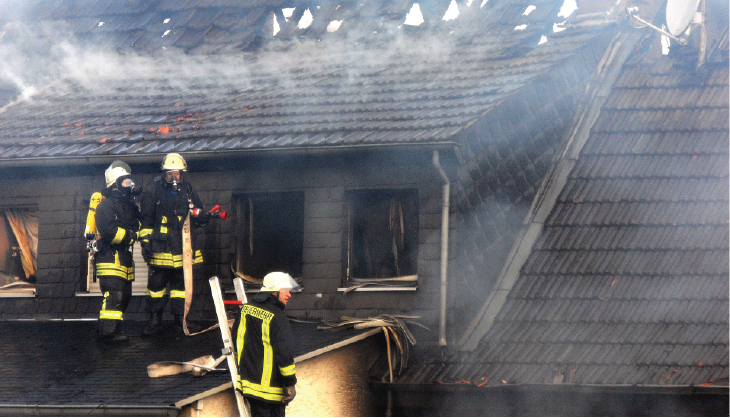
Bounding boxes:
146 288 167 298
170 290 186 299
160 216 168 234
149 250 203 268
99 310 123 320
99 291 123 320
236 311 247 363
111 227 126 244
139 228 152 239
96 263 135 281
262 317 273 386
279 364 296 377
236 380 285 402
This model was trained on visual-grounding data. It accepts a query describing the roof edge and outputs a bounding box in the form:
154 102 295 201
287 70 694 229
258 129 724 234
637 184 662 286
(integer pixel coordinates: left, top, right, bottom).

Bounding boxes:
377 381 730 396
0 404 179 417
0 142 459 168
174 328 383 408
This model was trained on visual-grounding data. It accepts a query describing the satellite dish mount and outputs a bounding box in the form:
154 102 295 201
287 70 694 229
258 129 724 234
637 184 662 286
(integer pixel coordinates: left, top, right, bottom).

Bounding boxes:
627 0 706 66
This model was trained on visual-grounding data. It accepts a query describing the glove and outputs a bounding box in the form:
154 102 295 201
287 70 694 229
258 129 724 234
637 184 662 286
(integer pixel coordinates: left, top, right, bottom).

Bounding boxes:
281 386 296 405
191 208 210 220
140 242 152 263
128 230 137 243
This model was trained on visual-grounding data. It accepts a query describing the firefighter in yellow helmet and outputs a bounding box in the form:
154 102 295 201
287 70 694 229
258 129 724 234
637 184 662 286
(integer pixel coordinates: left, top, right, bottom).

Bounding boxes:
138 153 208 335
233 272 298 417
95 160 141 342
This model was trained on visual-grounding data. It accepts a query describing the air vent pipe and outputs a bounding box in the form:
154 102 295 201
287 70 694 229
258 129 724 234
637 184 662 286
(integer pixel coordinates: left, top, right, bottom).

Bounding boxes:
432 150 450 347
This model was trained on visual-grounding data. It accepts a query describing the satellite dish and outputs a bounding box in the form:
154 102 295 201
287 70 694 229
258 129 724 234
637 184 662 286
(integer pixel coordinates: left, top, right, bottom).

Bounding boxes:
666 0 701 36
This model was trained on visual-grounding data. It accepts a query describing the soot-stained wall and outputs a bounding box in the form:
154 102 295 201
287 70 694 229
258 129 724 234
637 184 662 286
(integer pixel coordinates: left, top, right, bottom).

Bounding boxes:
0 149 453 344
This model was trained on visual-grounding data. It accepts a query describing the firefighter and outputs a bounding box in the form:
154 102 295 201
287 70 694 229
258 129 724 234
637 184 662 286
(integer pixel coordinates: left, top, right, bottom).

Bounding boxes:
233 272 298 417
95 160 141 342
139 153 208 335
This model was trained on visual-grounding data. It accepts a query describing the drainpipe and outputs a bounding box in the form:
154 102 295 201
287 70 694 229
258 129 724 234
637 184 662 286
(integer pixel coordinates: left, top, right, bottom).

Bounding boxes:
432 150 450 347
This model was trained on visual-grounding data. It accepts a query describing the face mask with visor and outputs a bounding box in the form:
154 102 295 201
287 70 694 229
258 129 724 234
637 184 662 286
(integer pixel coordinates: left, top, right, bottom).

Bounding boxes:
164 170 183 191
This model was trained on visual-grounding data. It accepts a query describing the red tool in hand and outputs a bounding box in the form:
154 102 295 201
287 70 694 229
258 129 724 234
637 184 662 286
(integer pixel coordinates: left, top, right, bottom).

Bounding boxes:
208 205 228 220
191 205 228 220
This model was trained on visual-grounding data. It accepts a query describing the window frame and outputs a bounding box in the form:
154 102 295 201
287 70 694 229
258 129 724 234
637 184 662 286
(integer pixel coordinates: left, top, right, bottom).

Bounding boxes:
232 191 305 288
339 188 419 292
0 207 38 297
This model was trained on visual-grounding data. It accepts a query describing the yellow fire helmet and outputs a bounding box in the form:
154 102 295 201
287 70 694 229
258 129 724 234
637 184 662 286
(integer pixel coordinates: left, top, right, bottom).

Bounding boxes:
104 160 132 188
161 153 187 171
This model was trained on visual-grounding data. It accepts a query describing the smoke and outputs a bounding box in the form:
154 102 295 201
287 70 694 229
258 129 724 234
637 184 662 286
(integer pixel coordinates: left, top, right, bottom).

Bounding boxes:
0 0 495 106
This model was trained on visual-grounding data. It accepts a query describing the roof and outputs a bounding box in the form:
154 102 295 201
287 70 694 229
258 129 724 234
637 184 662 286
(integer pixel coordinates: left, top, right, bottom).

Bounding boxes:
394 25 729 390
0 0 618 165
0 319 379 411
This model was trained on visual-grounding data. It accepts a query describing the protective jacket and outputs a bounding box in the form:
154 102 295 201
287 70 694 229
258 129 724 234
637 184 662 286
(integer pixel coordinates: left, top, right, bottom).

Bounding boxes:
139 176 206 268
94 187 140 281
233 295 297 404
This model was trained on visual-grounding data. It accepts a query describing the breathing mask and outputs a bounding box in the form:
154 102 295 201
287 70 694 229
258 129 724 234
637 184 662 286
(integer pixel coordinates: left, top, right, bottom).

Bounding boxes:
164 170 182 191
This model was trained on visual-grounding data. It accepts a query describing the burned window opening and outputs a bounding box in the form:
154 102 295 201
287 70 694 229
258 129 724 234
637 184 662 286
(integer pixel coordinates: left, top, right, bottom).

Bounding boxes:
233 192 304 287
343 189 418 289
0 209 38 294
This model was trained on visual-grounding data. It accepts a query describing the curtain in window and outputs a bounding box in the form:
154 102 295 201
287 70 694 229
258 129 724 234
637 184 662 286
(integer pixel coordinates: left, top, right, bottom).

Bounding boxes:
5 210 38 279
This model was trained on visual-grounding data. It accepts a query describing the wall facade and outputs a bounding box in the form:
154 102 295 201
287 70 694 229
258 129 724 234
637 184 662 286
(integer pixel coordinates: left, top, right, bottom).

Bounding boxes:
0 149 454 344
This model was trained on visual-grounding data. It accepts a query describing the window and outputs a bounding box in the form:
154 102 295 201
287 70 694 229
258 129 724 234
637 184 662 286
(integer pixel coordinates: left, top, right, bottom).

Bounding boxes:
0 209 38 296
342 189 418 290
233 192 304 284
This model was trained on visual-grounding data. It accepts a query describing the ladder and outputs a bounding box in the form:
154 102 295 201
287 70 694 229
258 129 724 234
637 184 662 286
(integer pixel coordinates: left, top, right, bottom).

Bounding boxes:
209 276 250 417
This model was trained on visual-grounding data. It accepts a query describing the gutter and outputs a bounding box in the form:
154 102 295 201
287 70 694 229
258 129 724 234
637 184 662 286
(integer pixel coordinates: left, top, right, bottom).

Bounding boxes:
0 141 459 168
0 405 179 417
374 381 730 396
432 150 450 347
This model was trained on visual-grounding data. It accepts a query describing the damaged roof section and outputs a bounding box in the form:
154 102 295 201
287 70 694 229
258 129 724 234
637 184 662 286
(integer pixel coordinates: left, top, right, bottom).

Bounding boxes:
0 0 619 164
395 30 729 389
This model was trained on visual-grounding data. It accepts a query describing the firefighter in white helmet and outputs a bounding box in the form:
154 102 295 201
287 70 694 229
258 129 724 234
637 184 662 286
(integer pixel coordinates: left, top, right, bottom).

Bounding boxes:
95 160 141 342
138 153 208 335
233 272 298 416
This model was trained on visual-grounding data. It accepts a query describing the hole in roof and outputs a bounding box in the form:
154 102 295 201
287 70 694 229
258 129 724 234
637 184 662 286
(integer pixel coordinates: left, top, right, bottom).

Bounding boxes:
466 0 474 6
558 0 577 18
273 12 281 36
538 35 548 44
443 0 460 21
163 18 170 24
283 8 295 21
481 0 489 7
553 22 567 32
327 20 343 32
97 21 104 27
523 5 536 15
514 24 528 30
162 29 171 37
298 8 314 29
404 3 425 26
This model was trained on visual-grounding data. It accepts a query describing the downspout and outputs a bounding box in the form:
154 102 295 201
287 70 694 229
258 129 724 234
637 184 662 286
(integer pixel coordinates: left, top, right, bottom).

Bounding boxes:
432 151 450 347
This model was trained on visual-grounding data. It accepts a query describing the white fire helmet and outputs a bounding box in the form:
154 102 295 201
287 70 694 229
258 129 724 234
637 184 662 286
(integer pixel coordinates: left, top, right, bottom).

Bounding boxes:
161 153 187 171
260 272 298 292
104 160 132 188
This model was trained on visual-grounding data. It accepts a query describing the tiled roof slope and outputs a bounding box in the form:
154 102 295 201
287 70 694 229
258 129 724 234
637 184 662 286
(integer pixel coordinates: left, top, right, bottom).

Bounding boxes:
395 39 729 388
0 0 616 163
0 320 375 408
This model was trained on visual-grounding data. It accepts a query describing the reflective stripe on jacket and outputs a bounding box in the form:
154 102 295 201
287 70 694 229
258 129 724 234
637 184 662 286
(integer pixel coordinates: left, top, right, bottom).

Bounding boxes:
234 296 297 404
139 177 206 268
95 188 140 281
